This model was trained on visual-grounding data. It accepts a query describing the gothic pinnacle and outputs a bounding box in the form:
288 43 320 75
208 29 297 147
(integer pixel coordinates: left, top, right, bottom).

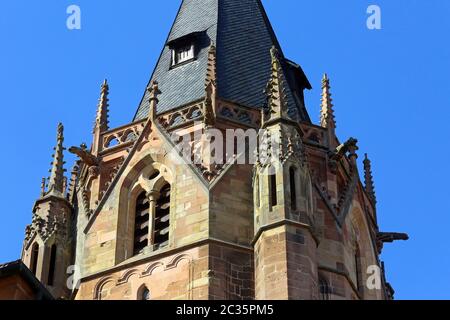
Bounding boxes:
363 153 377 204
320 73 336 130
67 164 80 202
204 44 217 127
263 46 289 124
94 79 110 133
205 43 217 88
47 123 67 195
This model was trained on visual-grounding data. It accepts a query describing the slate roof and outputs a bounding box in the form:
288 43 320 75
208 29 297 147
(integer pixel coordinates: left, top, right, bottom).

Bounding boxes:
133 0 311 122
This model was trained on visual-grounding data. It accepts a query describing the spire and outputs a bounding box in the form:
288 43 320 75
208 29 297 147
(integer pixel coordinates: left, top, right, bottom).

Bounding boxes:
91 79 109 156
94 79 109 133
363 153 377 204
147 80 161 120
263 46 290 124
47 123 66 196
204 43 217 126
320 74 336 130
133 0 311 122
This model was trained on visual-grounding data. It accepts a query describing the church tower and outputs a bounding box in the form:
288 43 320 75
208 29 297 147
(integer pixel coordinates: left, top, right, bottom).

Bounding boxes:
21 0 407 300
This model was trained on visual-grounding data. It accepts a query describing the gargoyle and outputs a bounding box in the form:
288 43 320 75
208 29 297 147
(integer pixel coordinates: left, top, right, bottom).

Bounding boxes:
69 144 98 167
330 137 358 162
377 232 409 244
376 232 409 254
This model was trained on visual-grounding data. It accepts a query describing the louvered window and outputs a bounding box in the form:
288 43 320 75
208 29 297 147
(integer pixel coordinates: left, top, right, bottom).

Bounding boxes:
154 183 171 249
133 191 150 255
171 43 195 66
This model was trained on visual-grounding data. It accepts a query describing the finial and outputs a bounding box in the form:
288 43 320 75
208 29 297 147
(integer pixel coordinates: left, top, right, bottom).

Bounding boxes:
47 123 67 196
320 73 336 130
263 46 289 125
147 80 161 120
94 79 109 133
363 153 377 204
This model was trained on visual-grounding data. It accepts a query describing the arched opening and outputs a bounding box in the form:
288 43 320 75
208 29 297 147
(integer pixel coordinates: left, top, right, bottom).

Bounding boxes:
133 191 150 256
138 286 151 301
106 136 119 148
319 276 331 300
154 183 171 249
30 243 39 276
289 167 297 211
47 244 57 286
269 173 277 209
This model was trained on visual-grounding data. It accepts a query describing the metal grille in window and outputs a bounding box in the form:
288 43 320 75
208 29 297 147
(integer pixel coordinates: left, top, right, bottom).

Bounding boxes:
154 184 171 249
319 277 331 300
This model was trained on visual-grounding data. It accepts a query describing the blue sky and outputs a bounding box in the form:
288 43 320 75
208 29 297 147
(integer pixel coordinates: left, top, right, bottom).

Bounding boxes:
0 0 449 300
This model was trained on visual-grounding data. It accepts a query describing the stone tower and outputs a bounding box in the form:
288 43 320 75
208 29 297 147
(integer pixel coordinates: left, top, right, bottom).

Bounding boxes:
21 0 407 300
253 47 318 299
22 123 73 299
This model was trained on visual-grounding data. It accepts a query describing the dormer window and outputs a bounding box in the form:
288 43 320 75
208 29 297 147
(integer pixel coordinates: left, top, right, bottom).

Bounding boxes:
172 43 195 66
168 32 201 67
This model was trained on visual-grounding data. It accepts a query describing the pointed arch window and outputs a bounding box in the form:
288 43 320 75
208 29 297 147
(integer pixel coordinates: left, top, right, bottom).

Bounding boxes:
30 243 39 276
47 244 57 286
289 167 297 211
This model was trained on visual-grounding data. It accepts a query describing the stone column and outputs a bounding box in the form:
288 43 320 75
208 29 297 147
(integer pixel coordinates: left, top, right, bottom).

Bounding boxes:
147 190 160 250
